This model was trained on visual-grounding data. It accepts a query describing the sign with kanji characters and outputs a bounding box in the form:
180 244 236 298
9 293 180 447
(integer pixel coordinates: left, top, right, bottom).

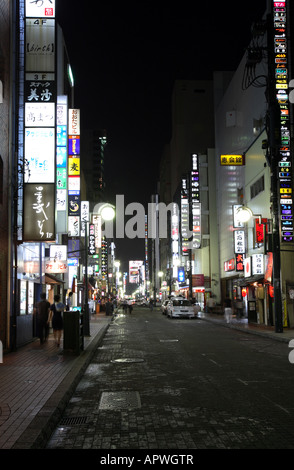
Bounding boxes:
68 157 80 176
236 253 245 272
234 230 245 254
25 0 55 18
255 218 267 244
252 254 264 275
220 155 245 166
23 183 55 241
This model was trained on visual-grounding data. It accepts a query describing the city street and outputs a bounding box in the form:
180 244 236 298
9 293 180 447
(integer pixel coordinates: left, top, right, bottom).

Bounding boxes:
46 307 294 450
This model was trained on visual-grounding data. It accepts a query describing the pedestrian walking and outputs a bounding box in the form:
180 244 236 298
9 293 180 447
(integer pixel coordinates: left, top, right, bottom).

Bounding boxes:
149 299 154 311
49 294 65 347
128 300 133 314
123 300 128 313
224 297 232 323
105 299 114 316
66 291 73 311
33 292 51 345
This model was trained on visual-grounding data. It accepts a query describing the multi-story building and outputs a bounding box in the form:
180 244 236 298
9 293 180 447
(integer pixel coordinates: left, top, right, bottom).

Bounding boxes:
0 0 12 350
2 1 75 350
82 129 107 209
158 1 294 329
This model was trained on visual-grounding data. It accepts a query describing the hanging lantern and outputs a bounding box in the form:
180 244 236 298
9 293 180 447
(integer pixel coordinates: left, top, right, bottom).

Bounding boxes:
269 285 274 298
241 287 247 297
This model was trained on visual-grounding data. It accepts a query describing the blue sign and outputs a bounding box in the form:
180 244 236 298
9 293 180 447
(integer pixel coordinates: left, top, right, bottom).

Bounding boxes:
178 266 185 283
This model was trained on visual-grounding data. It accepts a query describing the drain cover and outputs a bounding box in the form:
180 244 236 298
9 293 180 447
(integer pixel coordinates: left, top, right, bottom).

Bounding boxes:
99 391 141 410
59 416 88 426
111 358 144 363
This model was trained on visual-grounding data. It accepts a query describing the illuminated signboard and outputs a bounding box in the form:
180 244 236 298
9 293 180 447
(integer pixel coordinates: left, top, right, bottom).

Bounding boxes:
25 0 55 18
80 202 89 237
234 230 245 254
23 183 55 241
25 19 55 72
252 254 264 276
68 216 80 237
45 261 68 274
68 135 80 155
68 110 81 237
178 266 185 283
88 224 96 256
49 245 67 260
220 155 245 166
68 109 80 135
24 128 55 183
191 154 201 249
181 178 189 256
236 253 245 272
272 0 293 242
25 102 55 127
129 260 143 284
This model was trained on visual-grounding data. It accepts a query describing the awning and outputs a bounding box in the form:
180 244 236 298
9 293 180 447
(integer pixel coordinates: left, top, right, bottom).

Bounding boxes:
45 273 64 285
237 275 264 286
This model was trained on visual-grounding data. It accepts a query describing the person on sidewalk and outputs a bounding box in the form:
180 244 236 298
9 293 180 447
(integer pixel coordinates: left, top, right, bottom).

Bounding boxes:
33 292 51 345
224 297 233 323
105 299 114 316
49 294 65 347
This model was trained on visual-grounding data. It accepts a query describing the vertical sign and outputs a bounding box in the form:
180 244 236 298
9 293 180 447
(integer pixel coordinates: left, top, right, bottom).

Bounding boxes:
191 153 201 249
273 0 293 242
56 96 68 214
23 0 56 241
181 178 189 256
68 109 81 237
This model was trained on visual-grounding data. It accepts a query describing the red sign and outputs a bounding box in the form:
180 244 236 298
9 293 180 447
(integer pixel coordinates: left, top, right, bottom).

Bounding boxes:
224 259 235 272
236 254 244 272
255 218 268 243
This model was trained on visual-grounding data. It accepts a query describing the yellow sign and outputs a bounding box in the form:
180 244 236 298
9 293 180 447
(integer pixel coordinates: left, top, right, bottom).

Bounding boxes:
280 188 292 194
220 155 245 166
68 157 80 176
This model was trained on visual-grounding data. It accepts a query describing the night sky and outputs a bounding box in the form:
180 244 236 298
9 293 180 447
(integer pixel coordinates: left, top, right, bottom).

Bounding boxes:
56 1 267 271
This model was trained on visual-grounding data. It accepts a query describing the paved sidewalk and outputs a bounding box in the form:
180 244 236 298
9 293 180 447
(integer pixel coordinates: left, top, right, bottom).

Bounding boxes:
1 308 293 450
200 311 294 343
0 314 112 449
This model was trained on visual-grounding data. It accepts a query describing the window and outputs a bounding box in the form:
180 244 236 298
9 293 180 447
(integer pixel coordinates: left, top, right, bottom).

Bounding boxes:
250 175 264 199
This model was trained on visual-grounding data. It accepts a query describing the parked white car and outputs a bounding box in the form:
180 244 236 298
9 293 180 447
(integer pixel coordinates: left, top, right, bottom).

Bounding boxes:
161 300 170 315
166 297 196 319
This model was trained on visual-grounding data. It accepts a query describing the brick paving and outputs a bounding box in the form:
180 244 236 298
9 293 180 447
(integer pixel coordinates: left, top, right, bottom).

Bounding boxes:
0 309 293 449
0 315 111 449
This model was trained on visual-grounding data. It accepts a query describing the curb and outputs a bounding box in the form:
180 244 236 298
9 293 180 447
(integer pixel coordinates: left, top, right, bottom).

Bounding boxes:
11 323 110 449
200 315 291 343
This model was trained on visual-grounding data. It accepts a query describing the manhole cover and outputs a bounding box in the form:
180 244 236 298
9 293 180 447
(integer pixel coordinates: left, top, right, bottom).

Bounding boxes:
111 358 144 363
59 416 88 426
99 391 141 410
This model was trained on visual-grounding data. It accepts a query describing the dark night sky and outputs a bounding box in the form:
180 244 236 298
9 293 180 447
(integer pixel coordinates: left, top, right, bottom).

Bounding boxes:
56 1 267 270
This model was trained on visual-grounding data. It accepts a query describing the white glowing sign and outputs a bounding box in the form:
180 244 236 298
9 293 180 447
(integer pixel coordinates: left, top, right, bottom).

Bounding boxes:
49 245 67 260
25 102 55 127
68 109 80 135
25 0 55 18
25 19 55 72
68 216 80 237
24 128 55 183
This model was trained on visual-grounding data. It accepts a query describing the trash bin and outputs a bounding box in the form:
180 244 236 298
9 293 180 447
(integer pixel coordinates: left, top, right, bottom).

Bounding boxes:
63 310 84 354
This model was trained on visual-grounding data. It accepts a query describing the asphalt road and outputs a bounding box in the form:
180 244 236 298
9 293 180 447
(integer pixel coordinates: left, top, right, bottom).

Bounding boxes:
46 307 294 450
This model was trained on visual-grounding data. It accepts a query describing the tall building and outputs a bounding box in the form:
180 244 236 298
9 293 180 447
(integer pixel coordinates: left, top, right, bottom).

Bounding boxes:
82 129 107 209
